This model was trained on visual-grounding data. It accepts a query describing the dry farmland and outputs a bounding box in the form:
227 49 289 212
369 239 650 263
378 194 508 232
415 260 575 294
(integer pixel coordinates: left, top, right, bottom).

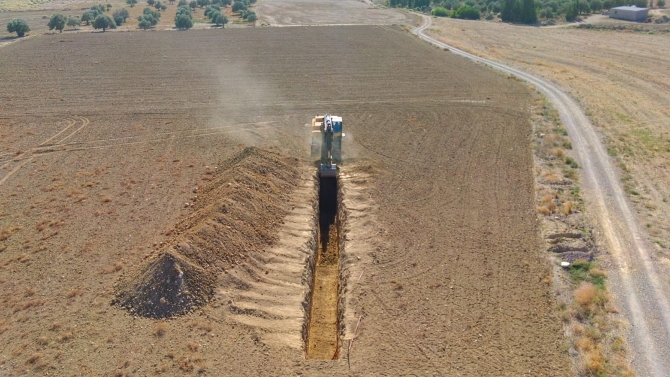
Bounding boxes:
0 25 572 375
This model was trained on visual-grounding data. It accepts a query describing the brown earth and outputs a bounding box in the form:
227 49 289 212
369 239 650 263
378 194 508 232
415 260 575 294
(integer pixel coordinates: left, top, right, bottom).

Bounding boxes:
0 25 572 375
426 18 670 260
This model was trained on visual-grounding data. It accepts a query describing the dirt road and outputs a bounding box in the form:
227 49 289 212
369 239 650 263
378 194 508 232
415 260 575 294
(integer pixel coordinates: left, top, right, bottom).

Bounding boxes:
413 14 670 377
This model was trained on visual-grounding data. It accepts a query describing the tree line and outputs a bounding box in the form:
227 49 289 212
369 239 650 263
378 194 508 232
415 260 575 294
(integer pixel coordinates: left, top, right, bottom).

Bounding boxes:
6 0 258 37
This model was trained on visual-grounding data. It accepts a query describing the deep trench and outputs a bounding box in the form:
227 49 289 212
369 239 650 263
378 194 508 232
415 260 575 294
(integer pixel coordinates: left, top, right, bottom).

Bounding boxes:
305 177 340 360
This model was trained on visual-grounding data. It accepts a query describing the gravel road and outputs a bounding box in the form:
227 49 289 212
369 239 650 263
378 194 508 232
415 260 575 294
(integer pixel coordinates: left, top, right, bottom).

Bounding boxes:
413 14 670 377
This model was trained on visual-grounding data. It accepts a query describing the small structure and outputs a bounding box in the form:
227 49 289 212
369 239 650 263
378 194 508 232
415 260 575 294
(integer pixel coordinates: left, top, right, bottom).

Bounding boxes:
609 5 649 22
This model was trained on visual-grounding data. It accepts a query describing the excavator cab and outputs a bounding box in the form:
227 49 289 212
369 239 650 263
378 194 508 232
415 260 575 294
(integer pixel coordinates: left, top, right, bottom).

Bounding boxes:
311 114 342 177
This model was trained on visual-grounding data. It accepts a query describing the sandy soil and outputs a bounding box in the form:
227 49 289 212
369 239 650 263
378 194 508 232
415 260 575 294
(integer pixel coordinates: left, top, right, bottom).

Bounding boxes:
422 16 670 376
0 24 571 376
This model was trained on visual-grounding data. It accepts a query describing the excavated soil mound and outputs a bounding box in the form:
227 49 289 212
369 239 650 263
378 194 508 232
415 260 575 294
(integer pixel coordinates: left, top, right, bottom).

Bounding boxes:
115 252 215 319
115 147 303 318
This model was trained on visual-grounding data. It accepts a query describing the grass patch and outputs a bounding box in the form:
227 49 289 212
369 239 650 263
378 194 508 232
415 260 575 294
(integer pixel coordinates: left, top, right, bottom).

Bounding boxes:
569 260 606 289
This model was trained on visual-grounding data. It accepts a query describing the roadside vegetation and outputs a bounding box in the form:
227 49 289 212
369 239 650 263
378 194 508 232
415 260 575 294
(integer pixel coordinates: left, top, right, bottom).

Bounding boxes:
391 0 661 22
531 95 636 377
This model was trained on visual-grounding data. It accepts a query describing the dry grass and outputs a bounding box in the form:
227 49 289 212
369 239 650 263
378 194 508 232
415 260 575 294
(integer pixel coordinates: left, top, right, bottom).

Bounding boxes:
574 282 597 307
187 342 199 352
154 322 167 337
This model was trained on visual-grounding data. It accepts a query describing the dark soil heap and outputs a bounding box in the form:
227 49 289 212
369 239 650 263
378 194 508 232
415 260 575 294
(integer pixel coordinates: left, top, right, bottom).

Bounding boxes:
115 147 304 318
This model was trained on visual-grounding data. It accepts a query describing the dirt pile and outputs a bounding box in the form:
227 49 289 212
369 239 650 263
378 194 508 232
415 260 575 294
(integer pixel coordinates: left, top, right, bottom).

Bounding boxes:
115 252 214 319
115 147 303 318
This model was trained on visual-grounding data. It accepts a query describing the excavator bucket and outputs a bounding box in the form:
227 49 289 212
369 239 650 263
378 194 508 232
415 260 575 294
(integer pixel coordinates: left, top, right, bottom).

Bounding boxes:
320 164 337 178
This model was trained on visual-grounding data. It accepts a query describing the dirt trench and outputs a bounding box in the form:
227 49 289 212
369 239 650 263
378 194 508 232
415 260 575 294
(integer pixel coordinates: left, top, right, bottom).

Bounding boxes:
306 176 341 360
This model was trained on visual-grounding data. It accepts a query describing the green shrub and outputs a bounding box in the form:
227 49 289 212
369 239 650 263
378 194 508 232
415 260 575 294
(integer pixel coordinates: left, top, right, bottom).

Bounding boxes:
431 6 449 16
6 19 30 37
452 4 481 19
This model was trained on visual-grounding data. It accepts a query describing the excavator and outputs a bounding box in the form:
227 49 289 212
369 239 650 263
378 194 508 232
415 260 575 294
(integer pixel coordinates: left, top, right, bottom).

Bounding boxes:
311 114 343 178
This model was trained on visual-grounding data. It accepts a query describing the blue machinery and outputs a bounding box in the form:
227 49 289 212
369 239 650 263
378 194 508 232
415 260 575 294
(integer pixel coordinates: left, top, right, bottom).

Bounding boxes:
311 114 343 178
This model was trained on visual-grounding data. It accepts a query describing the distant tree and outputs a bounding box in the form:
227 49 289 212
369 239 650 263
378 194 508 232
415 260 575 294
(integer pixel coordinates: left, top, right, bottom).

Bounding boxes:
106 3 113 11
577 0 590 13
138 8 161 25
93 14 116 31
247 11 256 21
48 13 67 33
91 4 106 13
6 18 30 37
431 6 449 15
138 18 152 28
520 0 536 22
154 0 162 9
161 4 167 10
147 0 156 5
501 0 535 23
602 0 612 7
659 0 665 7
176 5 193 16
590 0 602 10
204 4 221 17
451 4 481 18
113 8 130 22
67 16 82 28
231 0 248 12
175 9 193 29
178 0 188 5
189 0 198 9
82 11 95 25
545 8 555 17
197 0 210 7
114 15 123 25
564 2 578 20
210 10 228 25
127 0 138 6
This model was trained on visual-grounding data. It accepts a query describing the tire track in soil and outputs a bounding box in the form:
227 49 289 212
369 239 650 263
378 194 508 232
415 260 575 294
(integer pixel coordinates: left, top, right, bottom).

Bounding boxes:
413 14 670 376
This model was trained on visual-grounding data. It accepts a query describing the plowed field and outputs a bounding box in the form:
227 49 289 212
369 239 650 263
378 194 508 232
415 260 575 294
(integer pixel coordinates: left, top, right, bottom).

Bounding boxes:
0 26 572 375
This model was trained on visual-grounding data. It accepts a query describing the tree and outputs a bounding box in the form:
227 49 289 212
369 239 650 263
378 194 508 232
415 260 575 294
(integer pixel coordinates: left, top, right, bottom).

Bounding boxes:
590 0 602 10
451 4 481 18
107 3 113 11
126 0 138 7
6 19 30 37
659 0 665 7
175 14 193 29
82 11 95 25
232 0 248 12
210 10 228 25
189 0 198 9
247 11 256 21
520 0 536 22
431 6 449 16
178 0 187 5
564 2 578 20
48 14 67 33
67 17 82 28
154 0 163 9
204 4 221 17
113 8 130 22
139 18 152 29
91 4 106 13
93 14 116 31
197 0 210 7
147 0 156 5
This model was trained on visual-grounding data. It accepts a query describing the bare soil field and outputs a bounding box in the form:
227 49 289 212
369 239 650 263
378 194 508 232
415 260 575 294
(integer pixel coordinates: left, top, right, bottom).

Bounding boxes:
426 19 670 259
424 17 670 375
256 0 416 25
0 26 571 375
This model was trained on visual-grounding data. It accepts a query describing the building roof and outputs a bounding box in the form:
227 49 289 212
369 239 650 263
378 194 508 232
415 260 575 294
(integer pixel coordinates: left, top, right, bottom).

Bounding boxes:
611 5 648 11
